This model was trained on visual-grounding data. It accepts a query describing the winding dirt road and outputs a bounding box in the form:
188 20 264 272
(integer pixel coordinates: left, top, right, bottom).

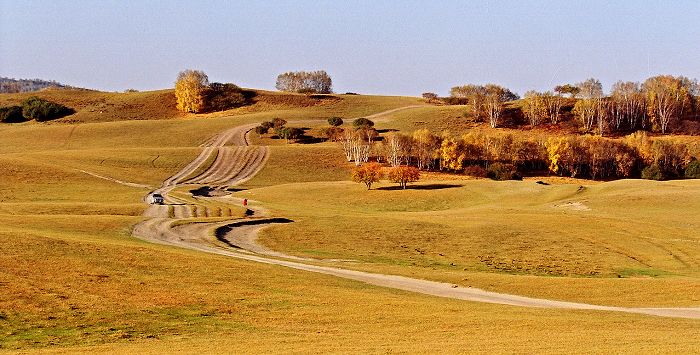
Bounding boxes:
131 108 700 320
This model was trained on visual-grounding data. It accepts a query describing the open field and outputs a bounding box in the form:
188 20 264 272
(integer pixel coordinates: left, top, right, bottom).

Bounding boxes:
242 178 700 307
1 89 699 352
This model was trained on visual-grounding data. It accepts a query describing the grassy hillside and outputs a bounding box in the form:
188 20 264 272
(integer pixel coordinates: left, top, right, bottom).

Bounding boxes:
0 88 423 124
1 87 699 353
242 178 700 307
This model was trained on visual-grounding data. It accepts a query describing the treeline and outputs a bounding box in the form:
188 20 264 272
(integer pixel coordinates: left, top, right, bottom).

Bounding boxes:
0 77 70 93
334 119 699 181
275 71 332 94
0 97 74 123
432 75 700 135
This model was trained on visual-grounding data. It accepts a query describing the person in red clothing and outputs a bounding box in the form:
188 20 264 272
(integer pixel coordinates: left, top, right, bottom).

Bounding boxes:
243 198 248 207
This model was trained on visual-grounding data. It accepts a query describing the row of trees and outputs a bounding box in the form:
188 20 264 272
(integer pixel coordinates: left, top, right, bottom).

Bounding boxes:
351 163 421 190
340 126 699 181
0 77 69 93
174 70 252 113
254 118 305 143
446 75 699 135
275 71 333 94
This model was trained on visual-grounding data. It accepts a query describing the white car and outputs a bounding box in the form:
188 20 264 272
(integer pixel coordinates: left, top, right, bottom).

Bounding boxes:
148 193 165 205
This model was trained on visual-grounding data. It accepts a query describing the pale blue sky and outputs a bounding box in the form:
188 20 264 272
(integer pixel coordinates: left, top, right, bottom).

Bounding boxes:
1 1 699 96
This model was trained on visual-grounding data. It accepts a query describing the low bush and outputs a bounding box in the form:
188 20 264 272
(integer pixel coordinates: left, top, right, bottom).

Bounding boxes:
322 126 344 142
272 118 287 128
487 163 521 181
205 82 249 111
463 165 487 178
353 117 374 128
0 105 26 123
254 125 269 136
328 117 343 126
684 159 700 179
21 97 73 121
641 164 664 181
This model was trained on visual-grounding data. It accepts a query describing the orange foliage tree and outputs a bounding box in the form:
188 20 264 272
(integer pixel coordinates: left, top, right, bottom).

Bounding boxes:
351 162 383 190
388 166 420 189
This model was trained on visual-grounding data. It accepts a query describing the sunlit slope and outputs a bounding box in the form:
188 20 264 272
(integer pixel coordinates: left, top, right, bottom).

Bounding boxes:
242 178 700 306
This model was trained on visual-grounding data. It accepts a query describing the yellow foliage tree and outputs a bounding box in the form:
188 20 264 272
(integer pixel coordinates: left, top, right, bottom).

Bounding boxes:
439 136 466 171
175 69 209 113
544 137 568 174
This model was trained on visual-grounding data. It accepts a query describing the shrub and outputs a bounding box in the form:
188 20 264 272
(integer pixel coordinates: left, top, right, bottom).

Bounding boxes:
684 159 700 179
322 126 344 142
272 118 287 129
463 165 487 178
641 164 664 180
0 106 26 123
275 127 303 142
21 97 73 121
260 121 274 129
487 163 521 181
328 117 343 126
205 82 248 111
353 117 374 129
254 125 269 136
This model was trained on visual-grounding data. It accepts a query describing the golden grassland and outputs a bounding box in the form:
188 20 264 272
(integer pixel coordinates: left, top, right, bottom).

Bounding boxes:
1 89 699 352
242 178 700 307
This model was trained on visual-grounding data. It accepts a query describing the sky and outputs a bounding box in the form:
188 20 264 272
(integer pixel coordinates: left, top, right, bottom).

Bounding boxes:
1 0 699 96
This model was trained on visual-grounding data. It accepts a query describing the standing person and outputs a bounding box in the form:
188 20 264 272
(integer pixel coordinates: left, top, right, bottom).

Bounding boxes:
243 198 248 207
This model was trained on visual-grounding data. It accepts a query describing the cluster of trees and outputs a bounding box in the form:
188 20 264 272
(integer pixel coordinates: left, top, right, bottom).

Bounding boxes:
446 75 699 135
254 118 304 143
0 77 69 93
340 125 699 181
174 70 252 113
275 71 333 94
0 97 73 123
351 162 421 190
448 84 519 128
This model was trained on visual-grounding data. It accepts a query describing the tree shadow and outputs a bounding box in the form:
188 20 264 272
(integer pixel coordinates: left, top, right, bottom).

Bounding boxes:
376 183 462 191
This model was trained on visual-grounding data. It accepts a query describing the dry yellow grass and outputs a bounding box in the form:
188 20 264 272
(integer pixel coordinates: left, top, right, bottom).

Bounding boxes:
1 89 698 353
243 178 700 307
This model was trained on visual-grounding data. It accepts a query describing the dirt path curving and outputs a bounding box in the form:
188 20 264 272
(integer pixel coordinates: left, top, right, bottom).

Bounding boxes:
132 107 700 320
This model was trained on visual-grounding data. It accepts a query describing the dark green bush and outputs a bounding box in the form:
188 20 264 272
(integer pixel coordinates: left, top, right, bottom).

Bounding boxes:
205 82 248 111
684 159 700 179
21 97 73 121
328 117 343 126
487 163 521 181
353 117 374 128
641 164 665 181
254 125 269 136
0 105 26 123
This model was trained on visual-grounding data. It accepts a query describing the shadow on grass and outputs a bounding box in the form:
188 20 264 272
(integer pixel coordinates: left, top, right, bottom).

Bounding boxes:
376 183 462 191
215 218 294 248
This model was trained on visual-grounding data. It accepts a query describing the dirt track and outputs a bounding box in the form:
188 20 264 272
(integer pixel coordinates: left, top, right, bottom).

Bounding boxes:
131 107 700 320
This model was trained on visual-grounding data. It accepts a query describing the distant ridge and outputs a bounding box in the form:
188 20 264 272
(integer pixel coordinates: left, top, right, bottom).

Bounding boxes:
0 77 74 93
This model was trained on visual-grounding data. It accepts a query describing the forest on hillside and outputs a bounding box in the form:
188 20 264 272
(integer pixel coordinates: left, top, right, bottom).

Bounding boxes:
0 77 70 93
